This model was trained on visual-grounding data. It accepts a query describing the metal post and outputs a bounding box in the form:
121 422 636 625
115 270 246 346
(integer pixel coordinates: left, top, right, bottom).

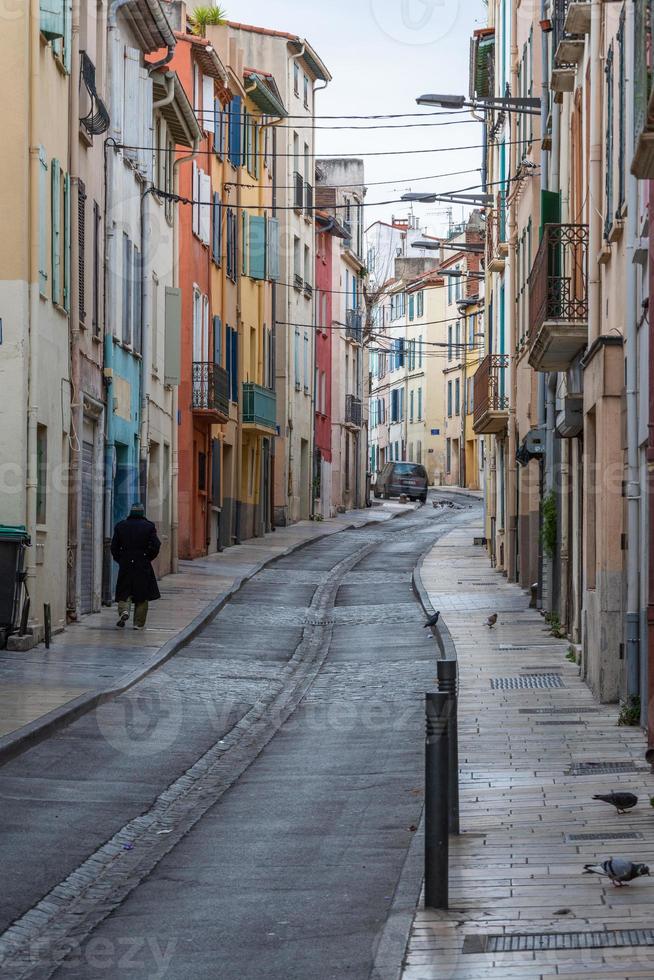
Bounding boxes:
437 659 460 835
425 692 449 909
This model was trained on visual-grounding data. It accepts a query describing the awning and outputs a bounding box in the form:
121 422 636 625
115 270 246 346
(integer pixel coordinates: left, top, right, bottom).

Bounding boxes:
152 71 202 147
244 72 287 117
120 0 176 54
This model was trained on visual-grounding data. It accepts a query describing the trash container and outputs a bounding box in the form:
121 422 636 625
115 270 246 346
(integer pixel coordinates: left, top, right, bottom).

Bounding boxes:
0 525 30 645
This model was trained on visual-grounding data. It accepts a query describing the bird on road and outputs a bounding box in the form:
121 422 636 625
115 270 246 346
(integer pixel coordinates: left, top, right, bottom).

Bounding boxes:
583 857 650 887
485 613 498 629
423 611 440 629
592 791 638 814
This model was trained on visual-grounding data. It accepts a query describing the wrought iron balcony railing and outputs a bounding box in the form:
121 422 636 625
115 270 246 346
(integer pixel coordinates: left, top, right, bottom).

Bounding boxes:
293 171 304 211
242 382 276 431
473 354 509 434
345 394 362 427
345 309 363 343
528 224 588 341
80 51 110 136
192 361 229 418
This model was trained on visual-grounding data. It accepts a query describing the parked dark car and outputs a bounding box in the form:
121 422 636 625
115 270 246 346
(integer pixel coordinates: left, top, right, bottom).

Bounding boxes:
373 462 428 502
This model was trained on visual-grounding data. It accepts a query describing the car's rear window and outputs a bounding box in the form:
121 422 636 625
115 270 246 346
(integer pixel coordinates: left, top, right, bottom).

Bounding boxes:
393 463 425 476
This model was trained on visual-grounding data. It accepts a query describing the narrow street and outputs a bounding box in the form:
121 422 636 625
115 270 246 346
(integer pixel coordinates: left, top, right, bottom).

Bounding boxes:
0 495 477 980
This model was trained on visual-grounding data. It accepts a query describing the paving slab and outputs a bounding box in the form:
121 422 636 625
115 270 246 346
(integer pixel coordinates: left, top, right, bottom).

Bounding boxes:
402 517 654 980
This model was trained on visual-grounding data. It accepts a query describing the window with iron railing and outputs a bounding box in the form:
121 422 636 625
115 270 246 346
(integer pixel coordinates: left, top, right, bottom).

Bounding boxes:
293 171 303 211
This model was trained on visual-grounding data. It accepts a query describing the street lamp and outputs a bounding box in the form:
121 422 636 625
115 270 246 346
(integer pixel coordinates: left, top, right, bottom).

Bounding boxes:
402 191 494 207
417 92 542 116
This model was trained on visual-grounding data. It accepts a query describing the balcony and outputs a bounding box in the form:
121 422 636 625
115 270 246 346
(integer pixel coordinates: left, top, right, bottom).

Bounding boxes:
472 354 509 435
242 382 276 433
551 0 584 91
345 309 363 344
345 394 362 428
527 223 588 372
80 52 110 136
486 192 508 273
304 181 313 217
632 0 654 176
293 171 303 211
192 362 229 421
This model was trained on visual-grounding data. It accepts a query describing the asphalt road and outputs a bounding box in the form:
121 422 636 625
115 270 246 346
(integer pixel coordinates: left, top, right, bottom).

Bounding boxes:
0 494 479 980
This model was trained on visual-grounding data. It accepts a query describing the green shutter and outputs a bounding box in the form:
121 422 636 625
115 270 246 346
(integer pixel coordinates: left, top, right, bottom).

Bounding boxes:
38 147 48 295
539 189 561 240
63 171 71 312
267 217 279 281
249 216 266 280
40 0 64 40
51 159 61 304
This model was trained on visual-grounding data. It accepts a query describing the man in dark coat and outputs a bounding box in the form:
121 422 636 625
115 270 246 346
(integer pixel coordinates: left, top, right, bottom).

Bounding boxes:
111 502 161 630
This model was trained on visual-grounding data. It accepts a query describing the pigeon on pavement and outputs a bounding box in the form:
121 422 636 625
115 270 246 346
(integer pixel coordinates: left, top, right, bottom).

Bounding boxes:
583 857 650 887
592 791 638 814
485 613 498 629
423 611 440 629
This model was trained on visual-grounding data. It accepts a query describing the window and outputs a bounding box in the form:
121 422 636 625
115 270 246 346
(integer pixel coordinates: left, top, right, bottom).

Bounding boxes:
294 62 300 96
226 208 238 282
78 179 86 324
303 332 309 392
408 294 415 321
604 42 615 238
447 325 452 361
92 201 100 336
122 233 132 344
417 387 423 420
303 73 310 108
132 244 141 352
36 424 47 525
241 210 248 275
152 274 159 372
447 380 453 417
198 451 207 492
416 290 424 317
225 325 238 402
304 244 311 287
212 194 222 266
617 8 626 213
410 390 414 422
418 335 423 368
455 378 460 415
416 440 422 464
294 236 302 282
294 328 300 388
228 96 242 167
446 438 451 475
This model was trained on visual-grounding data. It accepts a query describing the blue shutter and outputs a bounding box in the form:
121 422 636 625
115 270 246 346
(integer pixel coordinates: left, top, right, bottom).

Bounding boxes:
267 217 280 280
249 215 266 280
231 329 238 402
213 315 222 365
40 0 64 39
229 96 242 166
408 295 414 320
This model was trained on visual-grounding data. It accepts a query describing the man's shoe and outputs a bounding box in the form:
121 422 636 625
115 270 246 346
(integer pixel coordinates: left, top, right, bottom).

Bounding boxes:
133 625 144 631
116 612 129 628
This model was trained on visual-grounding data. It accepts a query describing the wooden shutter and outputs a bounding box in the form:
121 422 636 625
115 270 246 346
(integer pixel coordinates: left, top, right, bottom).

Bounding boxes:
231 328 238 402
202 75 214 133
139 69 153 179
110 33 123 139
212 193 222 265
40 0 64 38
123 47 140 163
38 147 48 296
267 217 279 281
164 287 181 385
211 438 221 506
51 159 61 305
78 179 86 323
133 245 142 352
248 215 266 280
225 326 232 395
213 315 222 365
200 171 211 244
63 171 70 312
228 97 241 166
92 201 100 335
192 163 200 236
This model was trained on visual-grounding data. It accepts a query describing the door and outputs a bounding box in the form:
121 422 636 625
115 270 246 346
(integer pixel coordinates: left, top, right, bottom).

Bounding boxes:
79 438 95 614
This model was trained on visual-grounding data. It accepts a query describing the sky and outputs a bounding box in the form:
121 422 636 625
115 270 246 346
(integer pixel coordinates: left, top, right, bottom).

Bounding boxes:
232 0 488 235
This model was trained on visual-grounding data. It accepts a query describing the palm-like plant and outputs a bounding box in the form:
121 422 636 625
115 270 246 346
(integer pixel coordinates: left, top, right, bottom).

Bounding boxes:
190 5 227 37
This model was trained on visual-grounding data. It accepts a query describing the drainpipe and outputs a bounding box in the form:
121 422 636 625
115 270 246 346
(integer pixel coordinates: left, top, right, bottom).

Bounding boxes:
506 0 519 582
624 0 641 697
536 0 549 608
26 0 40 620
588 0 602 350
139 185 154 508
66 2 82 620
648 191 654 752
171 137 200 569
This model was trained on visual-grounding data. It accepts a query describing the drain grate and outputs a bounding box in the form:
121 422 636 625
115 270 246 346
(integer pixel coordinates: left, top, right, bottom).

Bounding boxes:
565 831 643 843
536 720 587 726
491 674 564 690
463 929 654 954
566 761 644 776
519 707 598 714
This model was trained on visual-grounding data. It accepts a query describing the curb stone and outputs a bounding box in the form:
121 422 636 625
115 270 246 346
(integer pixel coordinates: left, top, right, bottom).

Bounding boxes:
0 506 417 767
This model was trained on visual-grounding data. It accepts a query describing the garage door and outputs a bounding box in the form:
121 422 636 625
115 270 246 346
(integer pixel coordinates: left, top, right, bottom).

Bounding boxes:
80 440 94 614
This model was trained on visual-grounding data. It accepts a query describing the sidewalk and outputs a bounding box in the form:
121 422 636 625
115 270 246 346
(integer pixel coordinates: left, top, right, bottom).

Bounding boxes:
0 500 415 763
404 517 654 980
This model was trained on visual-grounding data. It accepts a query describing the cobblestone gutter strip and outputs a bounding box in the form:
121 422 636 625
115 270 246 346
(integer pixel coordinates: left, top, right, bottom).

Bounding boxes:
0 508 414 768
0 542 377 980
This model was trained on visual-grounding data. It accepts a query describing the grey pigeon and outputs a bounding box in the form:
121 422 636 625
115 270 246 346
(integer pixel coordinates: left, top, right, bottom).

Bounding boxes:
485 613 498 629
423 611 440 629
583 857 650 887
593 791 638 814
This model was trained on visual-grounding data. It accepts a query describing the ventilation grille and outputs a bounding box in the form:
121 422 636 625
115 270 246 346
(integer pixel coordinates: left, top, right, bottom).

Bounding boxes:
463 928 654 955
566 761 644 776
565 831 643 843
490 673 564 690
536 720 587 726
519 707 598 714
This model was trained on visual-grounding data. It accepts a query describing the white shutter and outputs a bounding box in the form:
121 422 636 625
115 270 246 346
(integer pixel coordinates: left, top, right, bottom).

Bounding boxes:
200 171 211 244
192 163 200 236
123 47 140 162
110 34 124 139
139 68 153 180
202 74 214 133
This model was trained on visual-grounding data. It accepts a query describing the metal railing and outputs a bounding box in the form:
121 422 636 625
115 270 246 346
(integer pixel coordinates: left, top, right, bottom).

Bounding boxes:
345 394 362 427
345 309 363 343
80 51 110 136
242 382 276 430
304 181 313 216
528 223 588 342
473 354 509 428
192 361 229 417
293 171 304 211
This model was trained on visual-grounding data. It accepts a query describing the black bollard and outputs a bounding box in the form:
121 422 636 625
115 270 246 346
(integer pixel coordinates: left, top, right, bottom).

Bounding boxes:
425 692 450 909
437 659 460 835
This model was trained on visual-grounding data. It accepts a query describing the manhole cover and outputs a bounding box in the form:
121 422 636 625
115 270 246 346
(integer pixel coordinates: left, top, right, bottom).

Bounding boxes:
565 832 643 843
463 929 654 954
566 761 644 776
491 674 564 690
